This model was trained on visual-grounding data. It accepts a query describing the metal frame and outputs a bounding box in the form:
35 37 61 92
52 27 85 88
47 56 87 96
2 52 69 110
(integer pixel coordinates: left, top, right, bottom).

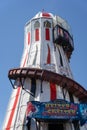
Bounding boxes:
8 67 87 102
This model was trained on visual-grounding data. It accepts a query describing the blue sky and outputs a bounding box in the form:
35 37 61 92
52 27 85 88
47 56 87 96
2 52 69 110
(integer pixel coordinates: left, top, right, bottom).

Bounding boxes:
0 0 87 128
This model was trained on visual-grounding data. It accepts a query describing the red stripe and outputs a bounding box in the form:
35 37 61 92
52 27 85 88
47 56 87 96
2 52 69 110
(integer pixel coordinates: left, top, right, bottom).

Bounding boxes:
47 44 51 64
23 52 28 67
35 29 39 41
6 87 21 130
47 44 56 101
6 52 28 129
28 32 30 45
50 83 56 100
46 28 50 40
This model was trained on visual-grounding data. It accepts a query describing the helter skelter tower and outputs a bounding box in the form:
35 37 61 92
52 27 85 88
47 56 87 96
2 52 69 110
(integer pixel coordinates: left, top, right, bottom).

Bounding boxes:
3 12 87 130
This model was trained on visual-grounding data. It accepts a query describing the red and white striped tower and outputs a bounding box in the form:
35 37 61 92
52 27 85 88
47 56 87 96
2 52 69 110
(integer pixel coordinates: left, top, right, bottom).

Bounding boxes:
3 12 87 130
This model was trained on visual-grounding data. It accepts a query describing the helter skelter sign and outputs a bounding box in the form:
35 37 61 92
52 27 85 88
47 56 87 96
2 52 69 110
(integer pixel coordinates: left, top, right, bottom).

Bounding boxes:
26 99 79 120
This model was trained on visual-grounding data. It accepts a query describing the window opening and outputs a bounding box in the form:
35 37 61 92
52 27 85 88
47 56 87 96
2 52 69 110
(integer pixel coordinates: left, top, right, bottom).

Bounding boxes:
34 21 40 28
34 21 40 41
44 20 51 28
44 20 51 41
62 85 67 99
30 78 36 97
69 92 74 103
58 47 63 66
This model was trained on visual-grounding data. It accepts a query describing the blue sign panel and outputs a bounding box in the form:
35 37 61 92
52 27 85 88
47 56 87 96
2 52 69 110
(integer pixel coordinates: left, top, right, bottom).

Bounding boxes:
79 104 87 126
26 100 79 121
26 100 87 126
